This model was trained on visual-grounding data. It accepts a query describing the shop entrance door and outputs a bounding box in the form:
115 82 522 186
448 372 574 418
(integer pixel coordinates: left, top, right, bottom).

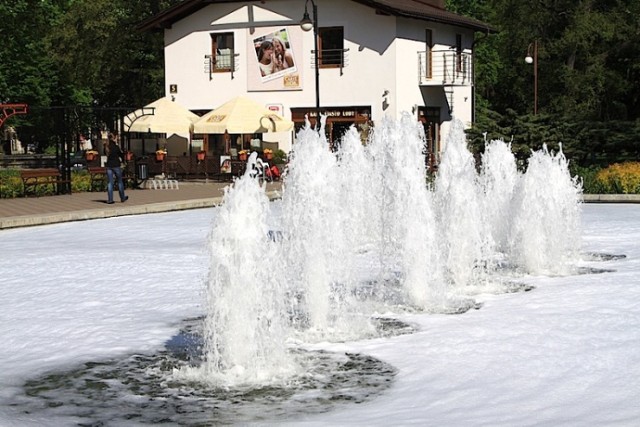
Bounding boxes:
329 121 352 151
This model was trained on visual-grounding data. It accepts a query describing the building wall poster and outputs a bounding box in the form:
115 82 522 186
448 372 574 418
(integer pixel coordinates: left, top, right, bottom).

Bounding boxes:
247 26 303 92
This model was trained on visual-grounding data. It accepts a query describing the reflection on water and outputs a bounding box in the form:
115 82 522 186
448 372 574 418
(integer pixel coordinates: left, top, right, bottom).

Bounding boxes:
584 252 627 262
13 317 403 425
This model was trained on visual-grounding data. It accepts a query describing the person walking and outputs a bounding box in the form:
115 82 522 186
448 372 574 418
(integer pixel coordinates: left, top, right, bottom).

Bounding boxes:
105 132 128 204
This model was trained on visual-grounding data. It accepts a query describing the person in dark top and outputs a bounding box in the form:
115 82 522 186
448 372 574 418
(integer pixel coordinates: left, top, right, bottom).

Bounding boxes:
105 132 128 204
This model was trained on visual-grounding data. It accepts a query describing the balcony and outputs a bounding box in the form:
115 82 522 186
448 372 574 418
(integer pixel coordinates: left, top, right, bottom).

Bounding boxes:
311 48 350 75
204 51 240 80
418 50 473 86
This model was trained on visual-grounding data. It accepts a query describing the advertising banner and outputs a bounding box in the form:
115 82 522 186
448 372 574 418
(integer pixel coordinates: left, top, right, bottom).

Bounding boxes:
247 26 303 92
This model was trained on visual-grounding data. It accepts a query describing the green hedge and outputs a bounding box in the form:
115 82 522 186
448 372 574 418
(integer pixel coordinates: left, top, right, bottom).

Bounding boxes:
72 171 92 193
0 170 22 198
3 162 639 197
0 169 93 198
571 162 640 194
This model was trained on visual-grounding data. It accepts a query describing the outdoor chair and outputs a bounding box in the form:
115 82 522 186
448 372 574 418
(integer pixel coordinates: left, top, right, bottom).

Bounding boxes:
253 158 272 182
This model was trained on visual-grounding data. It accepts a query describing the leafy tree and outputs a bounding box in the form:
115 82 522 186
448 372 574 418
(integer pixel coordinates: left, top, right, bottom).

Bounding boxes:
0 0 64 144
1 0 639 165
0 0 179 148
448 0 640 168
46 0 172 108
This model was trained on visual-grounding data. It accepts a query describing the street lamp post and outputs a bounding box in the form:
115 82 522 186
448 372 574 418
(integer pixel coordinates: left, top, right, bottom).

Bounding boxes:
525 40 538 115
300 0 320 128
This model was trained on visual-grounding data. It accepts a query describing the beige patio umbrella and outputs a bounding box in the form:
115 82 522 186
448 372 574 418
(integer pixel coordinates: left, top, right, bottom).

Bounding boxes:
193 96 293 134
125 97 199 134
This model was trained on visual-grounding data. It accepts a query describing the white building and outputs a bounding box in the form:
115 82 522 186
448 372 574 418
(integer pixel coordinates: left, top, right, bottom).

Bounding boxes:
139 0 493 165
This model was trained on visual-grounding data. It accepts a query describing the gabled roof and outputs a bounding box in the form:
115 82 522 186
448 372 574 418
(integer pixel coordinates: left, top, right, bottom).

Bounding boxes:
137 0 495 33
352 0 494 33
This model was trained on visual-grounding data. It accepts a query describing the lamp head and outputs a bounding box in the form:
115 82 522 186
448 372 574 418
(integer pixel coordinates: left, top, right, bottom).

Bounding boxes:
300 11 313 31
525 55 533 64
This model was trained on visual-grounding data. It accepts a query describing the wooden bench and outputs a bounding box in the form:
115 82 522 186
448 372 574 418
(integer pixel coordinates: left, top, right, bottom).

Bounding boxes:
89 167 136 191
88 167 107 191
20 168 71 197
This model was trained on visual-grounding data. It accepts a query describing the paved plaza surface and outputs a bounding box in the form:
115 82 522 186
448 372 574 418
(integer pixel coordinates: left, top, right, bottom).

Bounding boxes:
0 180 282 229
0 181 637 230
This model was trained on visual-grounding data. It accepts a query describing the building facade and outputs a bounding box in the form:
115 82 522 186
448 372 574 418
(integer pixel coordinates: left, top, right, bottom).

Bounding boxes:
139 0 492 162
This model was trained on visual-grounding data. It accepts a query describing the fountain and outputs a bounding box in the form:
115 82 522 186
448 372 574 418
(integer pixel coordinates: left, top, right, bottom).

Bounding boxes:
435 118 493 296
368 115 443 310
479 137 519 257
279 118 368 339
193 114 583 385
13 115 586 425
179 172 298 386
509 144 582 274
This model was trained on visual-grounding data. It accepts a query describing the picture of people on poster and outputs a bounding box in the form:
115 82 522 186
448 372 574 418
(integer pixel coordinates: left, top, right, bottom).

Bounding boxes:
272 35 294 71
220 156 231 174
253 28 297 82
256 40 275 77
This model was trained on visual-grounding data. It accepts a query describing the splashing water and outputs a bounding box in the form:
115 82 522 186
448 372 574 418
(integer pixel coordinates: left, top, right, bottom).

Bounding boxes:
193 116 583 385
435 119 493 290
510 144 583 274
368 114 443 309
280 119 376 340
479 138 520 256
178 172 298 386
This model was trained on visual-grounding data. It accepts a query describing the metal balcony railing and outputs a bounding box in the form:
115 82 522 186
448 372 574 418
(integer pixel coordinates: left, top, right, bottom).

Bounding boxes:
204 51 240 80
418 50 473 86
311 48 350 75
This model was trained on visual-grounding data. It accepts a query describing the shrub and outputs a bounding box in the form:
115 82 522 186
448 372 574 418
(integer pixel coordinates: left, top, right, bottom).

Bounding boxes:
273 149 288 164
596 162 640 194
0 169 94 198
72 170 91 193
570 164 607 194
0 170 23 198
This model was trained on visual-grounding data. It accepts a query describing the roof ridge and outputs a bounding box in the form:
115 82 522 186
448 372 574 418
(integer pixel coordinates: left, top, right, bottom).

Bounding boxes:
410 0 445 10
137 0 495 34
